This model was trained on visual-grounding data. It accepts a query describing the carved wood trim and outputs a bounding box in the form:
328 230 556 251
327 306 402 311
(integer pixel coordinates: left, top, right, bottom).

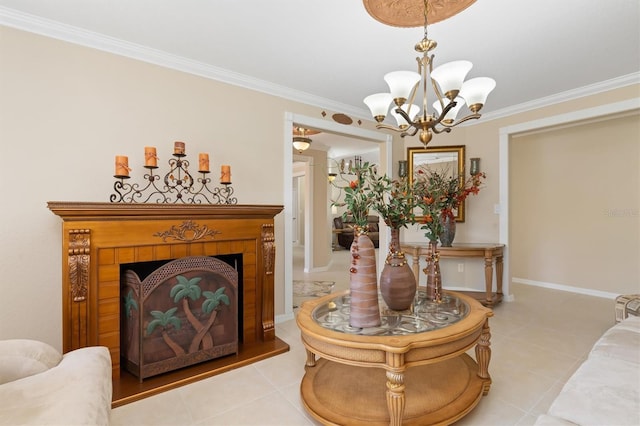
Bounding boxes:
68 229 90 302
262 223 275 275
262 223 276 339
153 220 221 242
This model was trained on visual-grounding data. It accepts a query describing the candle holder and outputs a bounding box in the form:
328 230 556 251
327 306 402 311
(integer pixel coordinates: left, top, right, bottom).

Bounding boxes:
110 152 238 204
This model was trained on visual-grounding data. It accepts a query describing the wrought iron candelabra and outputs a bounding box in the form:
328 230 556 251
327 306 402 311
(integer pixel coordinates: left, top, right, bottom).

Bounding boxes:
110 151 237 205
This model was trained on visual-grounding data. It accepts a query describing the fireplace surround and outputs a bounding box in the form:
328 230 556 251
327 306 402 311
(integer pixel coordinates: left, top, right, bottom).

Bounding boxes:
48 202 287 406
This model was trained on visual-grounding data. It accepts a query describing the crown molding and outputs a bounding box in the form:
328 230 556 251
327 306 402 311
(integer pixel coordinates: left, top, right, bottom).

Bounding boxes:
2 6 638 125
0 6 371 121
483 72 640 122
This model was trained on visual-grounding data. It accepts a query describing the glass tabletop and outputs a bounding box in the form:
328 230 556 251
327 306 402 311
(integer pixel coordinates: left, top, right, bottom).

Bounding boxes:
311 290 469 336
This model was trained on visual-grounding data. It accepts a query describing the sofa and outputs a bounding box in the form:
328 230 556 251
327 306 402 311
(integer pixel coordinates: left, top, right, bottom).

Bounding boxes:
333 215 380 249
0 339 113 425
534 314 640 425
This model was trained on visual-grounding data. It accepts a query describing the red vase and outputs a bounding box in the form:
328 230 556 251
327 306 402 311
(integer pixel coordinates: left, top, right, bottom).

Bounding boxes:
380 228 417 311
348 227 381 328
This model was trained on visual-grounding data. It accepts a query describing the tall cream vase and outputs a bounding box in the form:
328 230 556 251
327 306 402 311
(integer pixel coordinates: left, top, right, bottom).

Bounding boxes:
348 226 381 328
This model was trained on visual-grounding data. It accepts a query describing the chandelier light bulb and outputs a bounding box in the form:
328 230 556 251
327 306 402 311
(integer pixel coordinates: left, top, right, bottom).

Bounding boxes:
459 77 496 112
384 71 421 106
430 60 473 100
363 93 393 122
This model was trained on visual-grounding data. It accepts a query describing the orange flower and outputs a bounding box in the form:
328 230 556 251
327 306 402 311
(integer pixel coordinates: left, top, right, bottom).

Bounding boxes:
423 196 434 205
422 214 433 223
349 181 357 189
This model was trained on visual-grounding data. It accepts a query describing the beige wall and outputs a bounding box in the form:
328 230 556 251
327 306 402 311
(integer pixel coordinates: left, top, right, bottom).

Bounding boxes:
1 24 638 349
0 26 371 348
510 113 639 295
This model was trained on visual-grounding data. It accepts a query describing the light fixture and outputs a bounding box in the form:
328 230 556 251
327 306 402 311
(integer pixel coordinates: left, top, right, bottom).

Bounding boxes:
292 127 312 153
363 0 496 147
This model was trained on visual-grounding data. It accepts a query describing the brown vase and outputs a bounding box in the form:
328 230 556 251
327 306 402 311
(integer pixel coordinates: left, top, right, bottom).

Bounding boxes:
380 228 417 311
439 214 456 247
424 239 442 302
349 226 381 328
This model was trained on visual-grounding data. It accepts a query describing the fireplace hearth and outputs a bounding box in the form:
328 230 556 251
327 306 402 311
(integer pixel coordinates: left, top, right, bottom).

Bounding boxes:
48 202 286 406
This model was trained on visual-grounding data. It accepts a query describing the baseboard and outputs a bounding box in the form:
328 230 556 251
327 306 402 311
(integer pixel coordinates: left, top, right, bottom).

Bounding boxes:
512 277 619 299
276 312 295 324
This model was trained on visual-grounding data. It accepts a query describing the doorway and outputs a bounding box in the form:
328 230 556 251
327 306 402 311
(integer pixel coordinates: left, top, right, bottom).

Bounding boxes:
282 112 392 320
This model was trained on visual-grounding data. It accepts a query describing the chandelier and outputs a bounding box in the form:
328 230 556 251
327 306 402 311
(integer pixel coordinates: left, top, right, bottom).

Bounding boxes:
292 127 312 153
363 0 496 146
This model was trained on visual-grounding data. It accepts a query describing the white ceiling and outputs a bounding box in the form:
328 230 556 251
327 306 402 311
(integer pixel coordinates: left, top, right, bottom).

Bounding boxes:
1 0 639 158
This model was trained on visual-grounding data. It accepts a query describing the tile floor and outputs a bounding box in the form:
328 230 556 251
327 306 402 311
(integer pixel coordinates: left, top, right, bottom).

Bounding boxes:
111 247 616 425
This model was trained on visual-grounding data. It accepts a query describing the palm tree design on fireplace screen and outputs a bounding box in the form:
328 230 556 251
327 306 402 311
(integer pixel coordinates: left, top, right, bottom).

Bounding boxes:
121 256 238 380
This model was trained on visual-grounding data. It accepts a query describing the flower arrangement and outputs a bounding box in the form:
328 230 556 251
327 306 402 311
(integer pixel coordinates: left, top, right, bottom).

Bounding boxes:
332 162 417 231
331 161 377 229
368 174 417 230
413 166 485 241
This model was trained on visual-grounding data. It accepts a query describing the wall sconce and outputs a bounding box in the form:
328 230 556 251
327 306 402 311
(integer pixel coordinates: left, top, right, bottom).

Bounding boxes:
398 160 408 178
470 158 481 175
328 172 337 183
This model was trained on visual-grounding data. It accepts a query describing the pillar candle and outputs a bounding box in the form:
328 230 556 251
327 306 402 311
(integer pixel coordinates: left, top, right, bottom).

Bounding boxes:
199 153 210 172
174 141 185 155
220 165 231 184
115 155 130 177
144 146 158 167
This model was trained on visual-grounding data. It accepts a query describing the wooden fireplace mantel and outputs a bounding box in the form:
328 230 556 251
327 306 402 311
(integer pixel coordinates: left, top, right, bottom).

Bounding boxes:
48 201 286 405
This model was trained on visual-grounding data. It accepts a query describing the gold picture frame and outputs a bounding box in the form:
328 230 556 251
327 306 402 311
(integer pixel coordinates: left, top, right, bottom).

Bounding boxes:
408 145 466 222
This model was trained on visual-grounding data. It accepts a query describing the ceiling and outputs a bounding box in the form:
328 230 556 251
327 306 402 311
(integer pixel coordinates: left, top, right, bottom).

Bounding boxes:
1 0 638 158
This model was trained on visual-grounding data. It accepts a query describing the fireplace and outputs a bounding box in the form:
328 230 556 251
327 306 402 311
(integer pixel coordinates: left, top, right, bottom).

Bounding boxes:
48 202 287 406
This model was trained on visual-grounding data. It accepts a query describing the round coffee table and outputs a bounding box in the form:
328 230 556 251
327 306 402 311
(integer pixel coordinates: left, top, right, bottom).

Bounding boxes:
296 290 493 426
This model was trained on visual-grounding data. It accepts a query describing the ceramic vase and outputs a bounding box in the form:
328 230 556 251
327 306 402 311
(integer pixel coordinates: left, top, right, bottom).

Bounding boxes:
348 227 381 328
424 239 442 302
439 214 456 247
380 228 417 311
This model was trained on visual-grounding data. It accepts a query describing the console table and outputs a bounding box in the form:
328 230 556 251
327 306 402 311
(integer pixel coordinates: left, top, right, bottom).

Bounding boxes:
296 291 493 425
401 243 505 307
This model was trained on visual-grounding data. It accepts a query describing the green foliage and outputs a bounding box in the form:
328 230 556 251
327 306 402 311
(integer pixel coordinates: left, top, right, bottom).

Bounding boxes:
146 307 181 336
170 275 203 303
332 161 418 229
201 287 231 314
123 290 138 318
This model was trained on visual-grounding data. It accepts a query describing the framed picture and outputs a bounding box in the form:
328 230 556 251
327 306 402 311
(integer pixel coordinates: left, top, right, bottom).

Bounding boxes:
408 145 466 222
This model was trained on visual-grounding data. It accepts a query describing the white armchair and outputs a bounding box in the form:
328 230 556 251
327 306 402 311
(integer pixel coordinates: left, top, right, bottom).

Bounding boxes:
0 339 112 425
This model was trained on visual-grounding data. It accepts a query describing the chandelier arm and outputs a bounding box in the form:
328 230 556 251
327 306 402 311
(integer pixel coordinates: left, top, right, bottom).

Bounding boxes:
394 107 416 127
441 113 482 129
401 126 420 138
405 78 421 119
421 55 431 120
375 122 409 133
432 127 452 135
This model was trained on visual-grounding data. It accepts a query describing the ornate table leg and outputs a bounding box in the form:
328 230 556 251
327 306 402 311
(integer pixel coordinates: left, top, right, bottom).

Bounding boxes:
475 319 492 395
386 371 405 426
495 254 504 301
483 253 494 306
305 349 316 367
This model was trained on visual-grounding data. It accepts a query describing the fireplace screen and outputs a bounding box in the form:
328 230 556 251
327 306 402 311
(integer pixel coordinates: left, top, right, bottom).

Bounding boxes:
121 255 239 380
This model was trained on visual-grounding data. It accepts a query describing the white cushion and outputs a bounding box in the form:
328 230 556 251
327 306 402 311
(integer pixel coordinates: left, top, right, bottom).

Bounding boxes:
0 346 112 425
0 339 62 385
548 355 640 426
590 315 640 365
